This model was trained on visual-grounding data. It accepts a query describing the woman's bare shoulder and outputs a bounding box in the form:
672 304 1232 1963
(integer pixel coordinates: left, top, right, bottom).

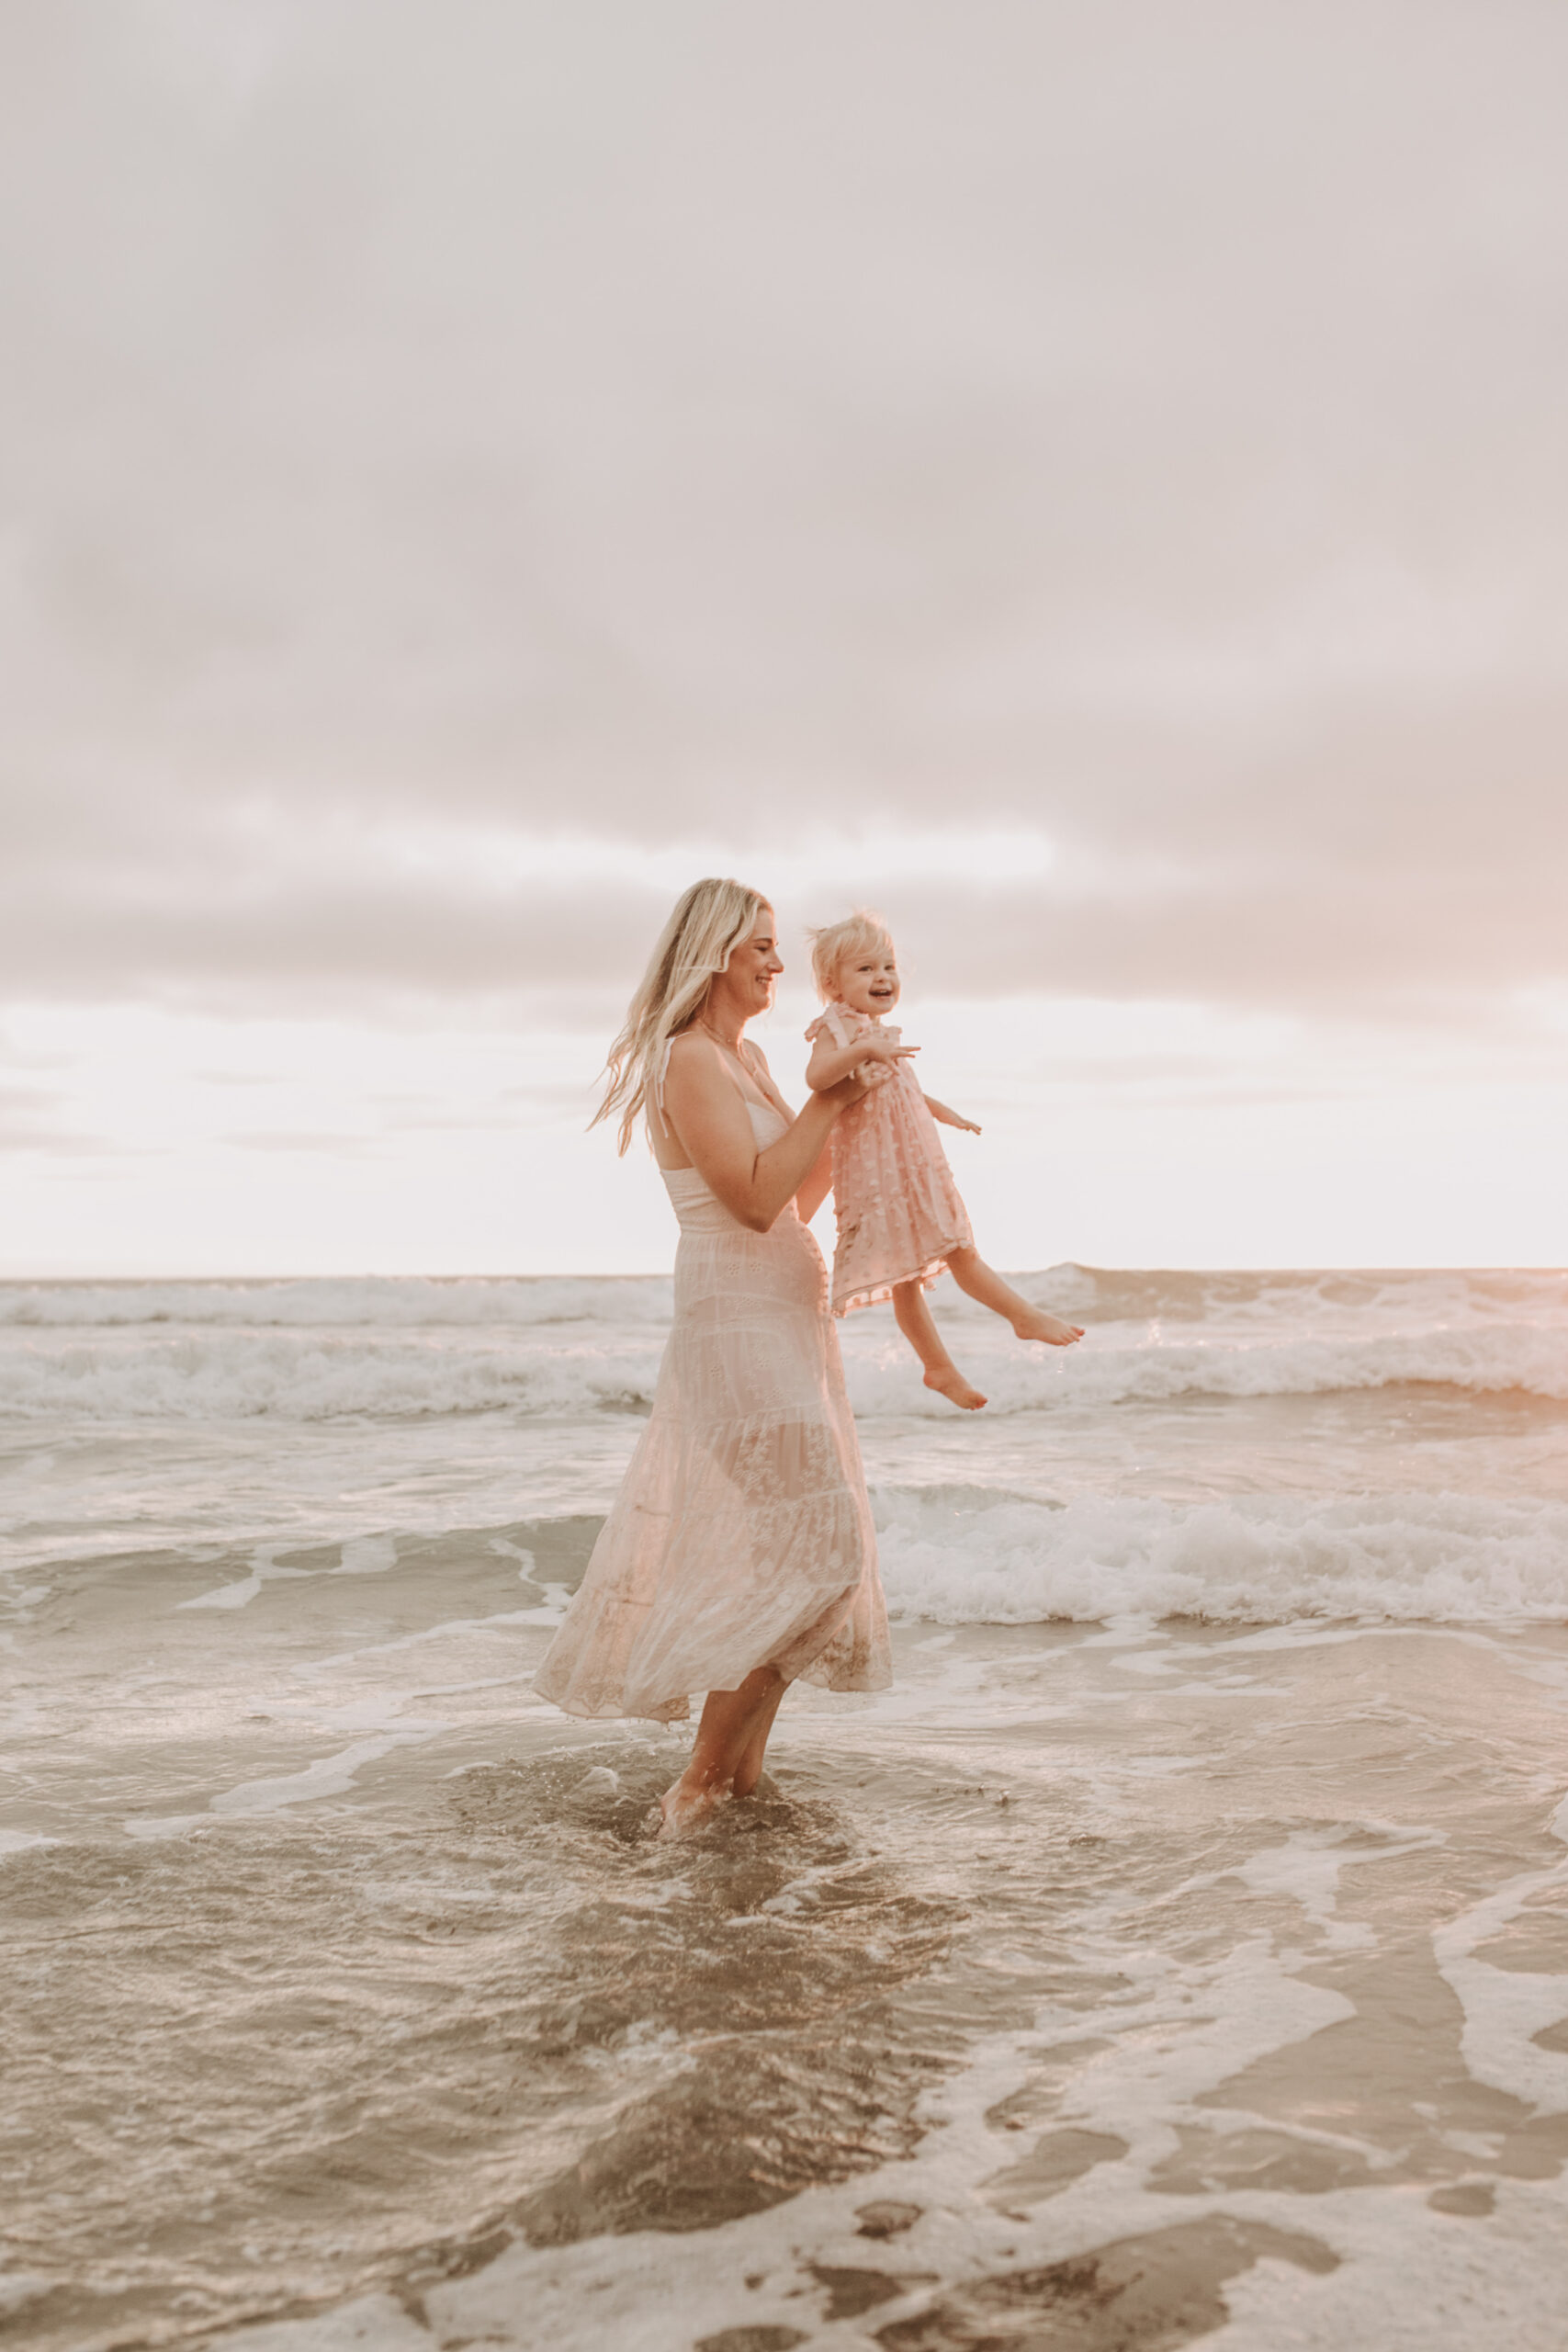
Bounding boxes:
664 1028 726 1090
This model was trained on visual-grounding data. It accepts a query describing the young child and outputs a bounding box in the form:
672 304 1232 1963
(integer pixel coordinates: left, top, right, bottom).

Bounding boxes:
805 910 1082 1410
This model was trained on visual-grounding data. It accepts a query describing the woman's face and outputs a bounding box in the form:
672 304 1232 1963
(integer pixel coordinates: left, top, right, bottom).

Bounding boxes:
718 906 783 1022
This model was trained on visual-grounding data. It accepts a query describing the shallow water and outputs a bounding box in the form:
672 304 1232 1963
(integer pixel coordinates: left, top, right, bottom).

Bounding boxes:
5 1267 1568 2346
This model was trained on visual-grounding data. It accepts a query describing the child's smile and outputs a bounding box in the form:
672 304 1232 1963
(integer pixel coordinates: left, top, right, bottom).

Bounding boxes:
839 954 901 1020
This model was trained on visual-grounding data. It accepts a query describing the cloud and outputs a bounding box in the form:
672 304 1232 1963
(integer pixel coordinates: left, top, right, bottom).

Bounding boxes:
3 807 1563 1031
221 1130 380 1155
3 0 1565 1030
0 1080 111 1154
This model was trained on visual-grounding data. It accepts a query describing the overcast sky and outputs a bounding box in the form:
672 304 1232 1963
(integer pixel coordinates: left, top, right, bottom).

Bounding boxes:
3 0 1565 1274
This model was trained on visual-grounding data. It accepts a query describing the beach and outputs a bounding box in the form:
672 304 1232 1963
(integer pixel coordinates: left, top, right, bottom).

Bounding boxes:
6 1266 1568 2347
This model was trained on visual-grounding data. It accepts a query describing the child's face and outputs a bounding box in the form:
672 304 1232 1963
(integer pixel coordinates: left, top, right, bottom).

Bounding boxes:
836 945 900 1018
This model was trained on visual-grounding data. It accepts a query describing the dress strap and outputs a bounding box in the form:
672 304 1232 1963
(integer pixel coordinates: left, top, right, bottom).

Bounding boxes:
655 1027 775 1122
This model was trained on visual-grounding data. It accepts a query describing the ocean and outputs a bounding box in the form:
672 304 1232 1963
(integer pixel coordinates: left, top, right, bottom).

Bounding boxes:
5 1264 1568 2349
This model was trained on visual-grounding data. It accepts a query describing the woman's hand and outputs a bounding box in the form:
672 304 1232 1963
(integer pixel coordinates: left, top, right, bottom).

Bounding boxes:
818 1065 876 1113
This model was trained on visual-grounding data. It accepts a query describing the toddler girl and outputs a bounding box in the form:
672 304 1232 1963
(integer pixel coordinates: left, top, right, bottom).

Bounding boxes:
805 910 1082 1410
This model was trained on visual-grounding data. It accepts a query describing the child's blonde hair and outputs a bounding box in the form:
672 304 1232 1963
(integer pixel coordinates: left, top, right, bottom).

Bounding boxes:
807 909 896 1004
593 876 770 1154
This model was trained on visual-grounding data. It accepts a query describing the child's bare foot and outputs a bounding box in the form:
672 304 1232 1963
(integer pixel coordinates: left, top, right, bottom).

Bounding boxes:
924 1365 988 1410
1012 1307 1084 1347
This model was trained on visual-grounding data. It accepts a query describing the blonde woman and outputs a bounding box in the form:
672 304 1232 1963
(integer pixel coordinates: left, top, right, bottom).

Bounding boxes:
534 880 891 1833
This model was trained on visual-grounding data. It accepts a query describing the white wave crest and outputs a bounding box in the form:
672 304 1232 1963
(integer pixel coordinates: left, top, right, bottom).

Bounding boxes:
0 1275 676 1330
0 1329 664 1421
839 1320 1568 1413
874 1486 1568 1625
4 1312 1567 1421
2 1267 1565 1421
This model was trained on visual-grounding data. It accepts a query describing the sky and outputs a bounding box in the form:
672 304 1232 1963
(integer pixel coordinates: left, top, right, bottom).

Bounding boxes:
2 0 1565 1277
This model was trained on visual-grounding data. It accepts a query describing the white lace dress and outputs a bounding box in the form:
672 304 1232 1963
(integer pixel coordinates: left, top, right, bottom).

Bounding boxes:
533 1101 892 1723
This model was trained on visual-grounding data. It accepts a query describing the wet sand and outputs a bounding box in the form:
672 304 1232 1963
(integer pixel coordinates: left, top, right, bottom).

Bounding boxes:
8 1535 1568 2349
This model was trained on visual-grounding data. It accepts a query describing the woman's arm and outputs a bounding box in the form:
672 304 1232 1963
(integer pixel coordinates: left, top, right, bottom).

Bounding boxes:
661 1033 859 1233
794 1133 837 1225
806 1030 918 1091
750 1040 839 1223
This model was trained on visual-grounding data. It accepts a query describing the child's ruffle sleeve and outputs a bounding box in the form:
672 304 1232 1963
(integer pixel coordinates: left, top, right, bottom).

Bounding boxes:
805 1003 857 1048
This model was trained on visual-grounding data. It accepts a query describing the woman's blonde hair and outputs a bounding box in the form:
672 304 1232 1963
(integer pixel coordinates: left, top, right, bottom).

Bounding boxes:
806 909 896 1004
593 877 770 1153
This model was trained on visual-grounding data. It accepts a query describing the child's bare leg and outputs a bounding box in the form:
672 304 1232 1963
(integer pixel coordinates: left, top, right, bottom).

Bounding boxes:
893 1279 987 1409
946 1247 1083 1346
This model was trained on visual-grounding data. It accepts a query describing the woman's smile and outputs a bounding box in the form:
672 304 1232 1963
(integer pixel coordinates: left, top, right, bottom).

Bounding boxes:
729 913 784 1009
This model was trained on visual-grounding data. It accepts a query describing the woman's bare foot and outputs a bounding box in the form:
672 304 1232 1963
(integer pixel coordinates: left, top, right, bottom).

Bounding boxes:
1011 1306 1084 1346
654 1663 786 1833
652 1772 732 1838
924 1364 988 1409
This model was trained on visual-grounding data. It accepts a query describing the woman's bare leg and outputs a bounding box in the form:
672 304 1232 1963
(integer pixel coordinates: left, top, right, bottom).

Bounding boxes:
892 1279 987 1409
658 1664 785 1835
731 1673 788 1798
945 1247 1083 1345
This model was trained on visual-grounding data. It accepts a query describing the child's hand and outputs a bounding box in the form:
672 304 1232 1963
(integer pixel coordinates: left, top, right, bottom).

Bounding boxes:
925 1095 980 1134
859 1031 919 1067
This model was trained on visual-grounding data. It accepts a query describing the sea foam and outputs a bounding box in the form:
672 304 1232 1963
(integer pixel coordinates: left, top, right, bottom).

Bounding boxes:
3 1286 1564 1419
874 1484 1568 1625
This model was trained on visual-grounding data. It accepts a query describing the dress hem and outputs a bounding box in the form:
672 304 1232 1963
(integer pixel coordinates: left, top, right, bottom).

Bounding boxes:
833 1243 966 1317
535 1658 895 1727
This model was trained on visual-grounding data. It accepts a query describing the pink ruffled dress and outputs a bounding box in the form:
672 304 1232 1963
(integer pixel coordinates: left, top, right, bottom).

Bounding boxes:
807 1002 974 1316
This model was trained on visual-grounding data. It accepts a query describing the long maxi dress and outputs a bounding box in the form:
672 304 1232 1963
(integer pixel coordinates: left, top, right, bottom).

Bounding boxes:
533 1095 891 1723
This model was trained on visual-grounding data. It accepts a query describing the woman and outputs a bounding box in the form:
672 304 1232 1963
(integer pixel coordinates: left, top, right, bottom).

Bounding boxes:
534 878 891 1833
